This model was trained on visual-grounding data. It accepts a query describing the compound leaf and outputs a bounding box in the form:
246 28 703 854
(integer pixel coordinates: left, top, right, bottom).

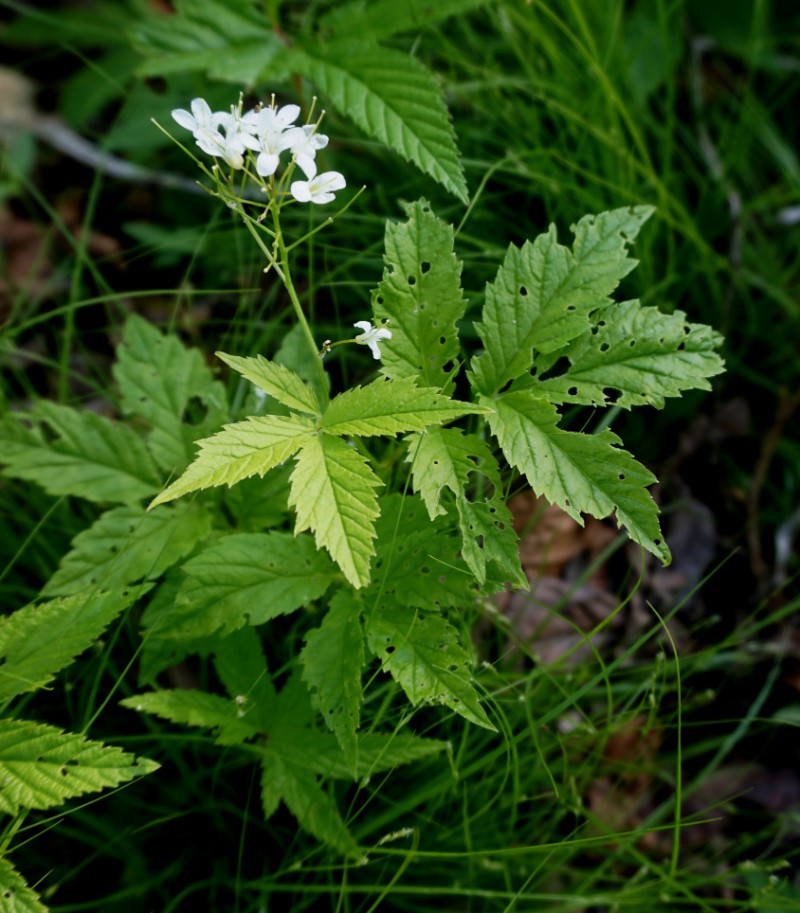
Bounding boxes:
370 199 467 389
121 689 258 745
301 590 364 770
366 601 495 730
290 435 382 589
321 376 486 438
289 45 467 202
0 402 160 504
216 351 322 415
0 720 158 816
486 391 670 564
149 414 314 508
0 857 47 913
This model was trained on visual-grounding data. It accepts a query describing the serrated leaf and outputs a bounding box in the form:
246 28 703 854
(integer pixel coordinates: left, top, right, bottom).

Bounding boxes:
369 199 467 389
470 207 654 395
0 720 158 816
319 0 492 40
113 314 228 473
366 602 495 730
0 403 160 504
154 532 338 639
290 435 382 589
216 351 321 415
309 731 447 780
486 391 670 564
0 858 48 913
260 752 357 855
372 494 482 607
456 498 526 588
0 588 148 703
289 44 467 202
121 690 258 746
149 414 314 508
321 376 486 437
42 503 210 596
301 591 364 769
530 300 725 409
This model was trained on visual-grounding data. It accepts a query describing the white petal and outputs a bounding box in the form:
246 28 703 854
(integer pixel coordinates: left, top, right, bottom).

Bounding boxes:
256 151 280 176
295 153 317 180
276 104 300 127
171 108 197 131
190 98 212 123
354 321 373 332
290 180 312 203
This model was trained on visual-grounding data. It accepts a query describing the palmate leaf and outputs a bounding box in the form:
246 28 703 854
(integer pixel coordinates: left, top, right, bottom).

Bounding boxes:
485 391 670 565
0 403 160 504
0 720 158 816
529 300 725 409
216 352 322 415
149 414 314 508
405 428 525 586
113 314 228 474
470 207 654 396
321 376 487 437
120 690 258 746
0 857 48 913
372 199 467 390
42 503 210 596
290 435 382 589
301 590 364 770
319 0 492 41
288 46 467 202
152 532 339 639
0 588 147 703
365 600 495 730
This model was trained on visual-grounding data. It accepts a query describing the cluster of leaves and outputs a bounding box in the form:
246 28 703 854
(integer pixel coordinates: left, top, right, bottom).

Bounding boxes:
0 197 723 872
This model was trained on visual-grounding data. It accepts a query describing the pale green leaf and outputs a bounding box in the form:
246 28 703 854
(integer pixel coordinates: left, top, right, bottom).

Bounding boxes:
301 591 364 768
366 602 495 730
0 403 160 504
213 627 276 732
290 435 382 589
42 503 210 596
216 351 321 415
149 414 314 508
319 0 492 40
470 207 653 395
372 494 483 607
289 45 467 202
0 858 47 913
530 300 725 409
113 314 228 473
309 731 447 780
0 588 148 703
154 532 338 639
321 376 487 437
372 199 467 389
486 392 670 564
260 752 356 854
121 690 258 745
0 720 158 816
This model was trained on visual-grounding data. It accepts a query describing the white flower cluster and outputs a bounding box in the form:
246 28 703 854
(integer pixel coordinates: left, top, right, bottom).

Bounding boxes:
171 97 346 205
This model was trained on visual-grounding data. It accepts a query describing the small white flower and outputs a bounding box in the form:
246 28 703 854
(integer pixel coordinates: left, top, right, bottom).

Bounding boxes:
354 320 392 360
290 170 346 205
256 103 301 137
253 125 296 177
218 106 260 152
288 125 330 179
193 126 245 169
171 97 226 135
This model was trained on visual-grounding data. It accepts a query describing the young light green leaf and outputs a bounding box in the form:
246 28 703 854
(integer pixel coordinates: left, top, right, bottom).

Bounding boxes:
113 313 228 474
260 752 357 855
0 857 48 913
0 587 148 703
530 300 725 409
301 590 364 769
321 376 488 438
470 207 654 396
370 199 467 389
121 690 258 746
149 414 314 508
486 391 670 564
154 532 339 639
0 403 161 504
290 435 382 589
319 0 492 41
0 720 158 816
366 602 495 730
289 45 467 202
42 503 210 596
216 351 322 415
